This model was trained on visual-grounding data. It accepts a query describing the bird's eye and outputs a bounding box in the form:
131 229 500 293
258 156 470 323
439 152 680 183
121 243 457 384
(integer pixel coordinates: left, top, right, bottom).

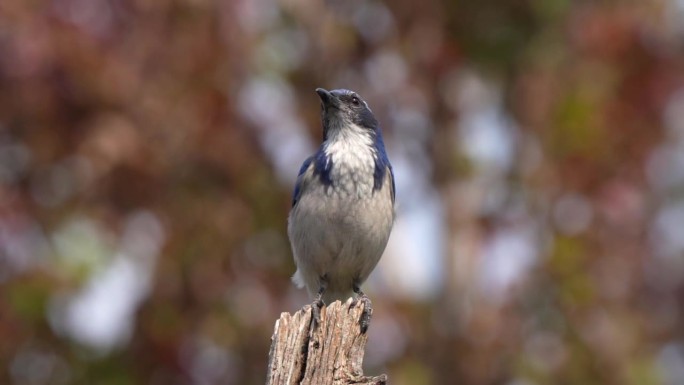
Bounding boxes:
351 96 360 106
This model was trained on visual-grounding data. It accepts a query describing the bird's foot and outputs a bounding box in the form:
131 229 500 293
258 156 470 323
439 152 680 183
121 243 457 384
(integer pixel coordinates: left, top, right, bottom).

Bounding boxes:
311 297 325 328
352 294 373 334
309 276 328 330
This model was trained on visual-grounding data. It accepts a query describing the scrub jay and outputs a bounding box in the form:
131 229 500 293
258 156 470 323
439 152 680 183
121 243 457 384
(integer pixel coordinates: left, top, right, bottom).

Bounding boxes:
288 88 395 332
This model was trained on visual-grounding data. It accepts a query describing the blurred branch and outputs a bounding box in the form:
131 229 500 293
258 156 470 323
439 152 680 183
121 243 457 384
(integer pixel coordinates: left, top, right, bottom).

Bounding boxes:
266 299 387 385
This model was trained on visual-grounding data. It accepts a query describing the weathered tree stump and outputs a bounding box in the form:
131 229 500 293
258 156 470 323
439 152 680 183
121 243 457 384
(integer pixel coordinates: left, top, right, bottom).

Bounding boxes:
266 298 388 385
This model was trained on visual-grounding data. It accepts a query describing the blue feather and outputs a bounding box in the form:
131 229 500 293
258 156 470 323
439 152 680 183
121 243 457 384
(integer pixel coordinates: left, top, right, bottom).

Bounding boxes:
291 156 313 207
312 150 334 187
291 150 336 207
371 128 395 204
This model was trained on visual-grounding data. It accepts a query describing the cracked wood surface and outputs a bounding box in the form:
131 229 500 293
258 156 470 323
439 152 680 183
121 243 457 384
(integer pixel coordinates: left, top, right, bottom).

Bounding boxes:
266 299 387 385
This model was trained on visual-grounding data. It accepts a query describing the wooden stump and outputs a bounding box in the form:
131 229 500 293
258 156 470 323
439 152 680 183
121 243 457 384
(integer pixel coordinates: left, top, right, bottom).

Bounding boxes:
266 298 388 385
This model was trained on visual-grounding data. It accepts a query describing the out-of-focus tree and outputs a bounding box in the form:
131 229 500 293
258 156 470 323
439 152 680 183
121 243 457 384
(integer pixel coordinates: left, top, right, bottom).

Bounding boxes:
1 0 683 384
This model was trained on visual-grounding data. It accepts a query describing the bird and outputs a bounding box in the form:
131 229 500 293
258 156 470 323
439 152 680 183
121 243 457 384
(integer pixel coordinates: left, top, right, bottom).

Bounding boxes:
288 88 395 332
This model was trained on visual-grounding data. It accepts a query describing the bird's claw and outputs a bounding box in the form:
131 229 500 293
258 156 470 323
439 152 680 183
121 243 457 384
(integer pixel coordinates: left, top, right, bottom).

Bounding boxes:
354 295 372 334
310 298 325 329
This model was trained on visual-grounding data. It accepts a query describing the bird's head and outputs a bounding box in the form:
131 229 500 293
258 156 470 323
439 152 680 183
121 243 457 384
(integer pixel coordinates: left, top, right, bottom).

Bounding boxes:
316 88 379 141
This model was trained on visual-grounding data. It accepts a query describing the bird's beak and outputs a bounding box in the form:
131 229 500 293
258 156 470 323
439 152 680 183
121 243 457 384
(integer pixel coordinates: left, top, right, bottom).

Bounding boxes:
316 88 338 109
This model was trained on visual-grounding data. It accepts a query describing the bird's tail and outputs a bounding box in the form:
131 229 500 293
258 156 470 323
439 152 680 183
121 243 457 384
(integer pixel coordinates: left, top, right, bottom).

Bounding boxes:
291 269 306 289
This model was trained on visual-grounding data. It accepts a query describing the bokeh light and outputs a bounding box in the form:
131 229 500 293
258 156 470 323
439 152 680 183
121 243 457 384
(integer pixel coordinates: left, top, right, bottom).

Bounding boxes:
1 0 683 384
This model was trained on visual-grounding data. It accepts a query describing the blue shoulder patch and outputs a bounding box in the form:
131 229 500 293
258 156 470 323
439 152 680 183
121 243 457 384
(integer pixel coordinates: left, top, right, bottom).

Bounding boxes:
292 156 313 207
292 151 335 207
388 164 396 204
312 150 333 187
372 130 394 203
373 159 386 192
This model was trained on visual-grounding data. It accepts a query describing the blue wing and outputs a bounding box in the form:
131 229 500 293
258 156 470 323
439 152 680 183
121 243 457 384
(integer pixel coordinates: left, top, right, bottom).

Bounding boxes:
372 130 394 204
292 156 314 207
388 164 396 204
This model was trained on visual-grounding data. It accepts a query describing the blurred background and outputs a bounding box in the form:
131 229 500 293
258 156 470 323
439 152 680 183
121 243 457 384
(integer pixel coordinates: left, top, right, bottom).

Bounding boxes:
1 0 684 384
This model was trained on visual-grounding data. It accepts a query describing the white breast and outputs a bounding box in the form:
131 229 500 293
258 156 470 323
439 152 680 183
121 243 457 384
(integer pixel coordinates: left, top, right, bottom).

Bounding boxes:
323 124 377 199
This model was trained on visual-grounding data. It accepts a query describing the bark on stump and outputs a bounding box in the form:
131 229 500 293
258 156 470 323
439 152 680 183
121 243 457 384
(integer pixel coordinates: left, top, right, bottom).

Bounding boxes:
266 298 387 385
